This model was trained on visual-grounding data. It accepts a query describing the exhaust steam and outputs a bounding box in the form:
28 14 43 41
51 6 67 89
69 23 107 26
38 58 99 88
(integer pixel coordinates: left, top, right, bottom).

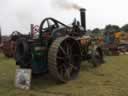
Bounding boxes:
51 0 81 10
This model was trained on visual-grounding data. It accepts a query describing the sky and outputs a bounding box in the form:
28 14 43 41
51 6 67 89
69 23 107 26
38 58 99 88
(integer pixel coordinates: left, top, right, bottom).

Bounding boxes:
0 0 128 35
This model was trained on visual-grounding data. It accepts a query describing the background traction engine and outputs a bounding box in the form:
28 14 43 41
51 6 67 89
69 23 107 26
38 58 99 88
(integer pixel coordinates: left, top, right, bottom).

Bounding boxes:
2 31 22 58
16 8 104 83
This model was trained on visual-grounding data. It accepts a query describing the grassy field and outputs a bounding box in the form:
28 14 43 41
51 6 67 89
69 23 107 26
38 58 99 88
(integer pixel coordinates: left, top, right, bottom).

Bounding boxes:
0 54 128 96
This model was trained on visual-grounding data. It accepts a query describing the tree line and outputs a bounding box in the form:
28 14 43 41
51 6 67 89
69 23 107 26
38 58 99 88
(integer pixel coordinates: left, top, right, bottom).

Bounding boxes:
89 24 128 36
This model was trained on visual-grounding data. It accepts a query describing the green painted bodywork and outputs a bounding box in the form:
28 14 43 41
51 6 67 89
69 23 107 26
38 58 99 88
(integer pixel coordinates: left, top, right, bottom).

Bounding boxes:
29 28 55 74
31 38 50 73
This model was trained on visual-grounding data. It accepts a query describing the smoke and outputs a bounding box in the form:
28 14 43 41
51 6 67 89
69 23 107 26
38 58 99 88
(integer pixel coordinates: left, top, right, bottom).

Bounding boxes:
0 0 81 35
51 0 81 10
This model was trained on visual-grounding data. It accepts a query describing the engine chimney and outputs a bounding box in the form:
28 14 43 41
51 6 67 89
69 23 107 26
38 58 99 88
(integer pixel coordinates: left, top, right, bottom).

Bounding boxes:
80 8 86 32
30 24 34 37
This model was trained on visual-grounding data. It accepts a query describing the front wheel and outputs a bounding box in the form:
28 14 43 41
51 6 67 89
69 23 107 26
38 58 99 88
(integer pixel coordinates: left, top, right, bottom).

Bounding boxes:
15 38 32 68
89 47 104 67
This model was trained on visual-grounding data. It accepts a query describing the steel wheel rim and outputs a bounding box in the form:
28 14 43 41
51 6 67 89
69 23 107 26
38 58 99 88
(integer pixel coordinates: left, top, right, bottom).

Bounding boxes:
56 38 80 81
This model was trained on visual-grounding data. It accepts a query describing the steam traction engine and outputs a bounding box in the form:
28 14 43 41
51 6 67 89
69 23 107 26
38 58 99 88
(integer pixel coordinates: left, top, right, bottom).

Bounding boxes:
16 8 104 83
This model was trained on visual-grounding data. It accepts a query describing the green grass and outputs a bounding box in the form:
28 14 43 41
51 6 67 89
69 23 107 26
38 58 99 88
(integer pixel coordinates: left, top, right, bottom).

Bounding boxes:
0 53 128 96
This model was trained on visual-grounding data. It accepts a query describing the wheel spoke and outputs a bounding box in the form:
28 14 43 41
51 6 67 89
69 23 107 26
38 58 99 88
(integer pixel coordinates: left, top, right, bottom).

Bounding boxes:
61 63 70 80
59 46 67 55
67 44 72 56
58 65 65 76
64 68 71 80
66 45 70 55
71 42 76 48
47 20 50 28
70 64 78 70
64 40 69 55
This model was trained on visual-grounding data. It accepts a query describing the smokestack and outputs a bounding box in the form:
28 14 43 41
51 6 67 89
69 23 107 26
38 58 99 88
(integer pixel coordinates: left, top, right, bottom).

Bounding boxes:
30 24 34 37
80 8 86 32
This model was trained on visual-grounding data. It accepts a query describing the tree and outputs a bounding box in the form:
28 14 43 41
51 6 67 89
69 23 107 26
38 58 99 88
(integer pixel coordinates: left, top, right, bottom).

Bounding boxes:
86 29 92 35
104 24 120 33
121 24 128 32
91 28 101 36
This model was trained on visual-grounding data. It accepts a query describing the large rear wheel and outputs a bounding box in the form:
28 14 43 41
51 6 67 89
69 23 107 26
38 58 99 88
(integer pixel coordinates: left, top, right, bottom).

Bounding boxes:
48 36 81 83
